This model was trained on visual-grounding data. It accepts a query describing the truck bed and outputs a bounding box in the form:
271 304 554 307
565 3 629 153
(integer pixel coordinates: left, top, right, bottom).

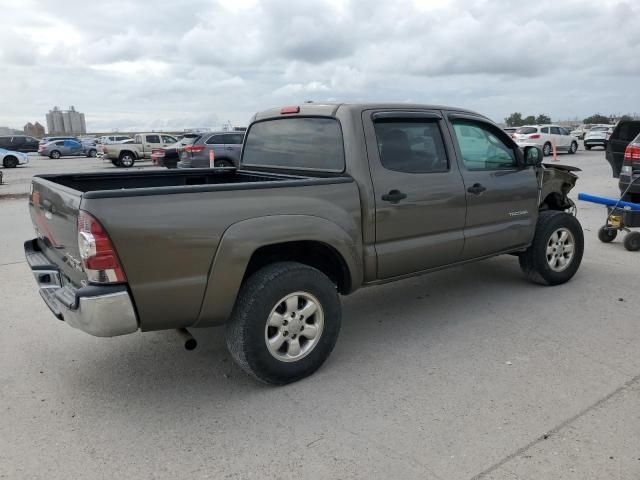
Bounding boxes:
39 168 346 198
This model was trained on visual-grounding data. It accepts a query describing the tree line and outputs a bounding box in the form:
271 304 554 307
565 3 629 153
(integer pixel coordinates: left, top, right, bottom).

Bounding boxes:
505 112 636 127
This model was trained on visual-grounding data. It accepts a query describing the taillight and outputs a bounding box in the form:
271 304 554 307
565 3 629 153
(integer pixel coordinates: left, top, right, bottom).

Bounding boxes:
151 148 165 157
77 211 126 284
281 105 300 114
528 134 541 139
624 144 640 162
183 145 205 153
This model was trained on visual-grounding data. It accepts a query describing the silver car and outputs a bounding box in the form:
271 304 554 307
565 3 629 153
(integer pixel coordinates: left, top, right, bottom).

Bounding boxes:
39 139 98 159
0 147 29 168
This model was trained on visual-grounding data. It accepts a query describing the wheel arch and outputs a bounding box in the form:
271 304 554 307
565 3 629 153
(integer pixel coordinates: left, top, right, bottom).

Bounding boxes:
195 215 363 327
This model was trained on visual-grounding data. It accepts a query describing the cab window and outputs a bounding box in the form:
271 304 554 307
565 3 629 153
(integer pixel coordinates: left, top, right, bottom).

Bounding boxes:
451 120 516 170
373 119 449 173
161 135 176 143
145 135 161 143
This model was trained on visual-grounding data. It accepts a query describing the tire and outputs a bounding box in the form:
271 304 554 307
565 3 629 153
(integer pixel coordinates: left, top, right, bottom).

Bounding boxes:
214 159 233 168
569 141 578 154
87 149 97 158
542 142 552 156
623 232 640 252
50 150 61 159
519 211 584 286
598 226 617 243
119 152 135 168
3 156 18 168
111 159 122 167
226 262 341 385
585 145 592 151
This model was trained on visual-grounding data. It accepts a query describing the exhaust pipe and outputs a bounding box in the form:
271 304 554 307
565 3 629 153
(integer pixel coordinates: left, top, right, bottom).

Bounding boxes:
176 328 197 351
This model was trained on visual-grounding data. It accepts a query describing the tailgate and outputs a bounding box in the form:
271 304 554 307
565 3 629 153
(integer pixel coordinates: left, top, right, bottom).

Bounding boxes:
29 177 87 287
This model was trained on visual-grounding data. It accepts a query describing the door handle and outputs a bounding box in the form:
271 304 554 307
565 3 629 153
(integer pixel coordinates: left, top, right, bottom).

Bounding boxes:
467 183 487 195
381 189 407 203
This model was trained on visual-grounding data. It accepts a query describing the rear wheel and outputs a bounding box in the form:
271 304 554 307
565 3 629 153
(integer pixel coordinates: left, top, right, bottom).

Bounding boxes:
3 156 18 168
585 145 592 150
87 149 97 158
50 150 61 159
623 232 640 252
598 226 617 243
519 211 584 285
226 262 341 385
542 142 552 156
119 152 135 168
214 159 233 168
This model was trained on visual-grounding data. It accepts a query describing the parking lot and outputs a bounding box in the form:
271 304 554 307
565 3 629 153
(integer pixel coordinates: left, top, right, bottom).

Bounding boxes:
1 149 639 479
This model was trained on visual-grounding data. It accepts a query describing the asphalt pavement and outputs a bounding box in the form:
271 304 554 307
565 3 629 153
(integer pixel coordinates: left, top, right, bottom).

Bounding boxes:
1 149 639 479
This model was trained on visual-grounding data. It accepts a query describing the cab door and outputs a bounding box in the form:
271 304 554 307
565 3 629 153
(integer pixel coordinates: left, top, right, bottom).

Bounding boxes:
223 133 245 165
143 134 161 158
447 115 539 259
363 110 467 279
64 139 82 155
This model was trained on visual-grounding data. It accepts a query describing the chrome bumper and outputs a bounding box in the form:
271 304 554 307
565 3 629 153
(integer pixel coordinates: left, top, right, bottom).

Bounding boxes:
25 239 139 337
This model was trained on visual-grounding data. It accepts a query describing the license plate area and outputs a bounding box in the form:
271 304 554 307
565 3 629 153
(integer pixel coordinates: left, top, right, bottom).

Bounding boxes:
33 269 62 289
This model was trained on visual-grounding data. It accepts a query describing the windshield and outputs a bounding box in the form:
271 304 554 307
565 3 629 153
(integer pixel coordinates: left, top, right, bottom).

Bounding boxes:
242 117 345 171
515 127 537 134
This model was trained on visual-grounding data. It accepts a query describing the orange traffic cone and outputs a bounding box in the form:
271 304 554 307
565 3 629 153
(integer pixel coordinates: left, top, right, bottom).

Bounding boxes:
552 139 558 161
209 149 216 168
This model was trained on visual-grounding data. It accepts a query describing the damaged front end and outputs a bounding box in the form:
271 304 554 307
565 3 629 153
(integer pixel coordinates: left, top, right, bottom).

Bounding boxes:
538 163 581 213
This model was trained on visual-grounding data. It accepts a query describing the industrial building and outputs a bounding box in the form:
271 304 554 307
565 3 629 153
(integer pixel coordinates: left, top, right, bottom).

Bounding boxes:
45 106 87 135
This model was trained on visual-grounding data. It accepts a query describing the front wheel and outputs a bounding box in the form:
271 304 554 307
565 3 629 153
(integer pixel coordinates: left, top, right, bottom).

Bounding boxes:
3 156 18 168
569 141 578 154
226 262 341 385
214 159 233 168
519 211 584 286
87 149 97 158
585 145 592 150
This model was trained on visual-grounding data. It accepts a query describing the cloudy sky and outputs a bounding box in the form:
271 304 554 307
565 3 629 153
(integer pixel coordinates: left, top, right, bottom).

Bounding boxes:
1 0 639 131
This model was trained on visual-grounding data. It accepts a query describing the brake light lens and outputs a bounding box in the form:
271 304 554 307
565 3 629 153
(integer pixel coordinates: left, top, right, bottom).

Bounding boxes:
77 211 126 284
281 106 300 114
624 144 640 161
528 134 541 139
183 145 205 153
151 148 165 157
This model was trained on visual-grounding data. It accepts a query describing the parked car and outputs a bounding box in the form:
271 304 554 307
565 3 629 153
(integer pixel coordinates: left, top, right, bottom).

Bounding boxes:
569 124 593 140
39 139 98 159
98 135 134 145
513 125 579 156
606 120 640 178
151 134 200 169
39 136 79 147
0 135 40 153
619 133 640 203
583 125 614 150
503 127 517 136
177 131 245 168
24 102 584 384
0 147 29 168
102 133 178 167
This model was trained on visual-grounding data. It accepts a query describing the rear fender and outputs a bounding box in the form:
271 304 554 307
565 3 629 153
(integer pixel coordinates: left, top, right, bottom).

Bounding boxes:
195 215 362 327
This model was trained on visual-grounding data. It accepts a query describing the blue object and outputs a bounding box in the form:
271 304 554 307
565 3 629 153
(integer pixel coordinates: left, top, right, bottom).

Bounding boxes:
578 193 640 211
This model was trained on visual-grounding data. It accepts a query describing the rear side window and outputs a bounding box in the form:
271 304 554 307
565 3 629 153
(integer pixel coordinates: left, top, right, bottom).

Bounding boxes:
515 127 537 134
373 120 448 173
146 135 161 143
243 117 344 172
617 122 640 142
224 133 244 145
205 134 227 145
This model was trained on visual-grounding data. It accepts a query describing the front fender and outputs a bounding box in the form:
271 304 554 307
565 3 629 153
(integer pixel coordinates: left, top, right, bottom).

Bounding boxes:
194 215 362 327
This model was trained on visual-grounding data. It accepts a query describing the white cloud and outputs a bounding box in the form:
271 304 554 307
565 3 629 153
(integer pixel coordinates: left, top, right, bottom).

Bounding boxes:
0 0 639 131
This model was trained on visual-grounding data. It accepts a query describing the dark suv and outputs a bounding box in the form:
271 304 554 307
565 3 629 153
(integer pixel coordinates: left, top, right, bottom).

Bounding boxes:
606 120 640 178
0 135 40 153
177 131 244 168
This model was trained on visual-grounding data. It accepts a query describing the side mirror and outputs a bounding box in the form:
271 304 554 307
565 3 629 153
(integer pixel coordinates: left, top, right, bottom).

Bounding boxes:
523 145 543 166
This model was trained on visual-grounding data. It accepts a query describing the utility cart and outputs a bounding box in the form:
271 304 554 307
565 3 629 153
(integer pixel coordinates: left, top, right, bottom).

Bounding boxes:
578 193 640 251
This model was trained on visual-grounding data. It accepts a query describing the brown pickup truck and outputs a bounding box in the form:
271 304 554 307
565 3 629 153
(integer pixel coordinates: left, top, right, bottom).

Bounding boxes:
25 103 583 384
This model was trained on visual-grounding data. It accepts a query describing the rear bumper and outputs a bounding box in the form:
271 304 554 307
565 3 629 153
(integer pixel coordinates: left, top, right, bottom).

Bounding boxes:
584 138 606 146
25 239 138 337
619 175 640 196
